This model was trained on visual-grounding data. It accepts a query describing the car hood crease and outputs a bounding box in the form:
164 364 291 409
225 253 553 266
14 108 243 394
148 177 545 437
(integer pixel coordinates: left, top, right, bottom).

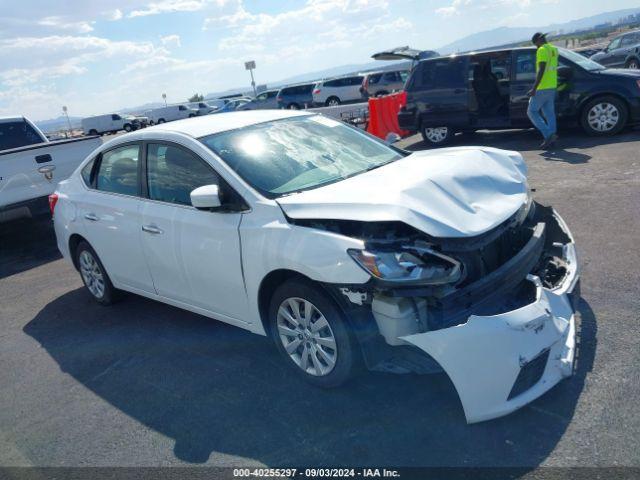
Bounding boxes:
276 146 529 238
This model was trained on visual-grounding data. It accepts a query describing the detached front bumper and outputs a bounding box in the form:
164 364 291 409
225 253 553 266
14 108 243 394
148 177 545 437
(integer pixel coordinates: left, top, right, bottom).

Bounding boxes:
401 209 580 423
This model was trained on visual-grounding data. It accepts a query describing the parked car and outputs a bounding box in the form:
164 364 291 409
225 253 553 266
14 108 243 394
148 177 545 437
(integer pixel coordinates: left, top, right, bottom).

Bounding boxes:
312 75 365 106
81 113 143 136
399 47 640 145
238 90 280 110
590 30 640 69
0 116 101 222
360 69 409 98
146 105 198 124
276 83 316 110
51 110 580 424
189 102 217 116
210 98 251 113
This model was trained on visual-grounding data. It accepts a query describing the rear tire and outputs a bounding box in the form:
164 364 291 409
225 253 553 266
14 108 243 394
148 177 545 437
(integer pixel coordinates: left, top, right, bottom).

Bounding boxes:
157 118 166 124
75 241 118 306
580 96 627 136
420 125 454 146
326 97 341 107
88 129 98 136
287 103 300 110
268 279 357 388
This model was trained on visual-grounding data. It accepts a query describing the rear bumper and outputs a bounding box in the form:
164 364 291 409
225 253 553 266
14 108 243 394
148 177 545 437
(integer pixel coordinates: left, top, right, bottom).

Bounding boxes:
401 208 580 423
398 110 418 132
627 97 640 124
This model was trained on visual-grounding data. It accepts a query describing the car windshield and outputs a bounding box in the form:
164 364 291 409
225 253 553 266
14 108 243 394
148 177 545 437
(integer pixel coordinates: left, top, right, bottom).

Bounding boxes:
200 115 404 198
559 48 605 71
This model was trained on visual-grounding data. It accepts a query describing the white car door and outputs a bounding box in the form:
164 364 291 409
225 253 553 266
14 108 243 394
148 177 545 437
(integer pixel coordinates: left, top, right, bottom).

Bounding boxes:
139 142 249 323
78 142 156 293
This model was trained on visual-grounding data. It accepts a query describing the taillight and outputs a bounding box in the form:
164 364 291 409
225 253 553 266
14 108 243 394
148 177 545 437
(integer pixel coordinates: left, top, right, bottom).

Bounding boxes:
313 89 321 94
48 193 59 215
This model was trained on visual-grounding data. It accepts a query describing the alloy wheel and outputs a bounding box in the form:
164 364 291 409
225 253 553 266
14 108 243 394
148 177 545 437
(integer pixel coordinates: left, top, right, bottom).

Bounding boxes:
587 102 620 132
627 60 639 69
276 297 337 377
328 99 340 106
425 127 449 143
79 250 105 299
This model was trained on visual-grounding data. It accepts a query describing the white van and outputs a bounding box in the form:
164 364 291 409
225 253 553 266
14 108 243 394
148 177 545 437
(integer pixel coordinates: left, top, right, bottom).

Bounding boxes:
146 105 198 124
81 114 141 136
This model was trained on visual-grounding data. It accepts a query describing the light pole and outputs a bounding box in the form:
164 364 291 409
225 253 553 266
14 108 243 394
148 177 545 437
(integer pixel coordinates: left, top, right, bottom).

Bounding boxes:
244 60 257 97
62 106 72 138
162 93 167 106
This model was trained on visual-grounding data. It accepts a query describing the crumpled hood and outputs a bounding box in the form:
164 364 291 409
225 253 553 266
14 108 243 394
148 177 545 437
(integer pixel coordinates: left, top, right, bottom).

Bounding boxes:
277 146 528 238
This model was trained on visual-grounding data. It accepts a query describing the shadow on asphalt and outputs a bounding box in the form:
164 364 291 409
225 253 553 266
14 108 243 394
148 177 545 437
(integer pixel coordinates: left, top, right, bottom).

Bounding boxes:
0 216 61 280
401 127 639 157
23 287 596 467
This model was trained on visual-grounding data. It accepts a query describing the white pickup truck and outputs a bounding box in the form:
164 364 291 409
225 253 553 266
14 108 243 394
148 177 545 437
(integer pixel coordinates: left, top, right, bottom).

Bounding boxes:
0 116 102 222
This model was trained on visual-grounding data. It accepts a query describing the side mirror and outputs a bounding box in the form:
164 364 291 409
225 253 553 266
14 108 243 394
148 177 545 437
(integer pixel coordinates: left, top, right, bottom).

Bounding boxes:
190 184 221 210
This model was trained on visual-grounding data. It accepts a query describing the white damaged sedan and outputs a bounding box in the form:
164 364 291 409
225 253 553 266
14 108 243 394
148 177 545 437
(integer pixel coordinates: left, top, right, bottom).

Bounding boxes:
51 110 580 423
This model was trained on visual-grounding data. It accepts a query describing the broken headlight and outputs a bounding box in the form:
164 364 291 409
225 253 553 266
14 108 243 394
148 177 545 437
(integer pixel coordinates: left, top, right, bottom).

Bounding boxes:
348 247 462 285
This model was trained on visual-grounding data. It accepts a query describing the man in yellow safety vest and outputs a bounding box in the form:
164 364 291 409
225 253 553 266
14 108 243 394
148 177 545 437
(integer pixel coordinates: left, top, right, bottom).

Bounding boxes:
527 32 559 149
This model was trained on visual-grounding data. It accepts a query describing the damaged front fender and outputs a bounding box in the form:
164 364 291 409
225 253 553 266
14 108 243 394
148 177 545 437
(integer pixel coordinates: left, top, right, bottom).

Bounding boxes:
401 209 579 423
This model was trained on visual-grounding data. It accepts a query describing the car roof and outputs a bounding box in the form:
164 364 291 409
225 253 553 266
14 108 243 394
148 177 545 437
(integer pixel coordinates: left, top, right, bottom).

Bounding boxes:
145 110 313 138
0 116 26 123
420 46 536 63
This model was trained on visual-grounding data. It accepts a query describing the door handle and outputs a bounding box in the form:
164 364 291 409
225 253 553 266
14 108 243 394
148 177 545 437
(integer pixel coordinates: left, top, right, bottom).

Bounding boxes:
84 213 98 221
142 224 163 235
37 165 56 174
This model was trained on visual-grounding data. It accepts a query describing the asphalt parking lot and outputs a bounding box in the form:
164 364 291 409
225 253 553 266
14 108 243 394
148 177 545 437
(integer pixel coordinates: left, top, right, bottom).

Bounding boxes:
1 126 639 470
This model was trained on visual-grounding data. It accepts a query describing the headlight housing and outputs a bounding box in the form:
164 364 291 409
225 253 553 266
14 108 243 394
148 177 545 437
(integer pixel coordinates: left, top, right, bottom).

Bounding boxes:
348 246 462 285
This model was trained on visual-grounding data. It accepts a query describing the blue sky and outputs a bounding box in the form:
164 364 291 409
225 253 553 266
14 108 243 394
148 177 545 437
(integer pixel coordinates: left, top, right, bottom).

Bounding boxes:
0 0 638 120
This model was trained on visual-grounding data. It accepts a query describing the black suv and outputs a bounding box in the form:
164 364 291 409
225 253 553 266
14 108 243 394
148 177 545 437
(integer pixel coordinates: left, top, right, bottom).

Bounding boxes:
591 30 640 69
399 47 640 145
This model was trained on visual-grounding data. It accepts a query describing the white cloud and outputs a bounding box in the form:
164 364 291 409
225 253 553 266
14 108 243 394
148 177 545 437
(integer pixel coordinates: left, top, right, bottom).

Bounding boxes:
105 9 124 21
436 0 472 17
37 16 95 33
128 0 228 18
160 34 182 48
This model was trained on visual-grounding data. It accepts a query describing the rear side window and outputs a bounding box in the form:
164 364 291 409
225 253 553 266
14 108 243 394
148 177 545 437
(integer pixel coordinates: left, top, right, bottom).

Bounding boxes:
146 143 218 206
96 144 141 196
621 33 639 47
382 72 398 82
369 73 382 84
0 121 43 150
515 51 536 81
324 79 342 87
81 159 95 186
348 76 364 85
414 58 466 89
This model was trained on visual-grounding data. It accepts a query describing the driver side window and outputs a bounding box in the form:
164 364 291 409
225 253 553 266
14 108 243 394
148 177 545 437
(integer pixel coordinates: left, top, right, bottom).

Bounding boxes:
146 143 218 206
608 37 622 50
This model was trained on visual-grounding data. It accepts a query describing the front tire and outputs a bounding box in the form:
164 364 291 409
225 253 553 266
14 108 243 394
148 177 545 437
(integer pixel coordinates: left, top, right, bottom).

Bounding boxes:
75 241 118 305
123 123 132 132
157 118 166 124
580 96 627 136
421 125 454 146
269 279 357 388
88 129 98 136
